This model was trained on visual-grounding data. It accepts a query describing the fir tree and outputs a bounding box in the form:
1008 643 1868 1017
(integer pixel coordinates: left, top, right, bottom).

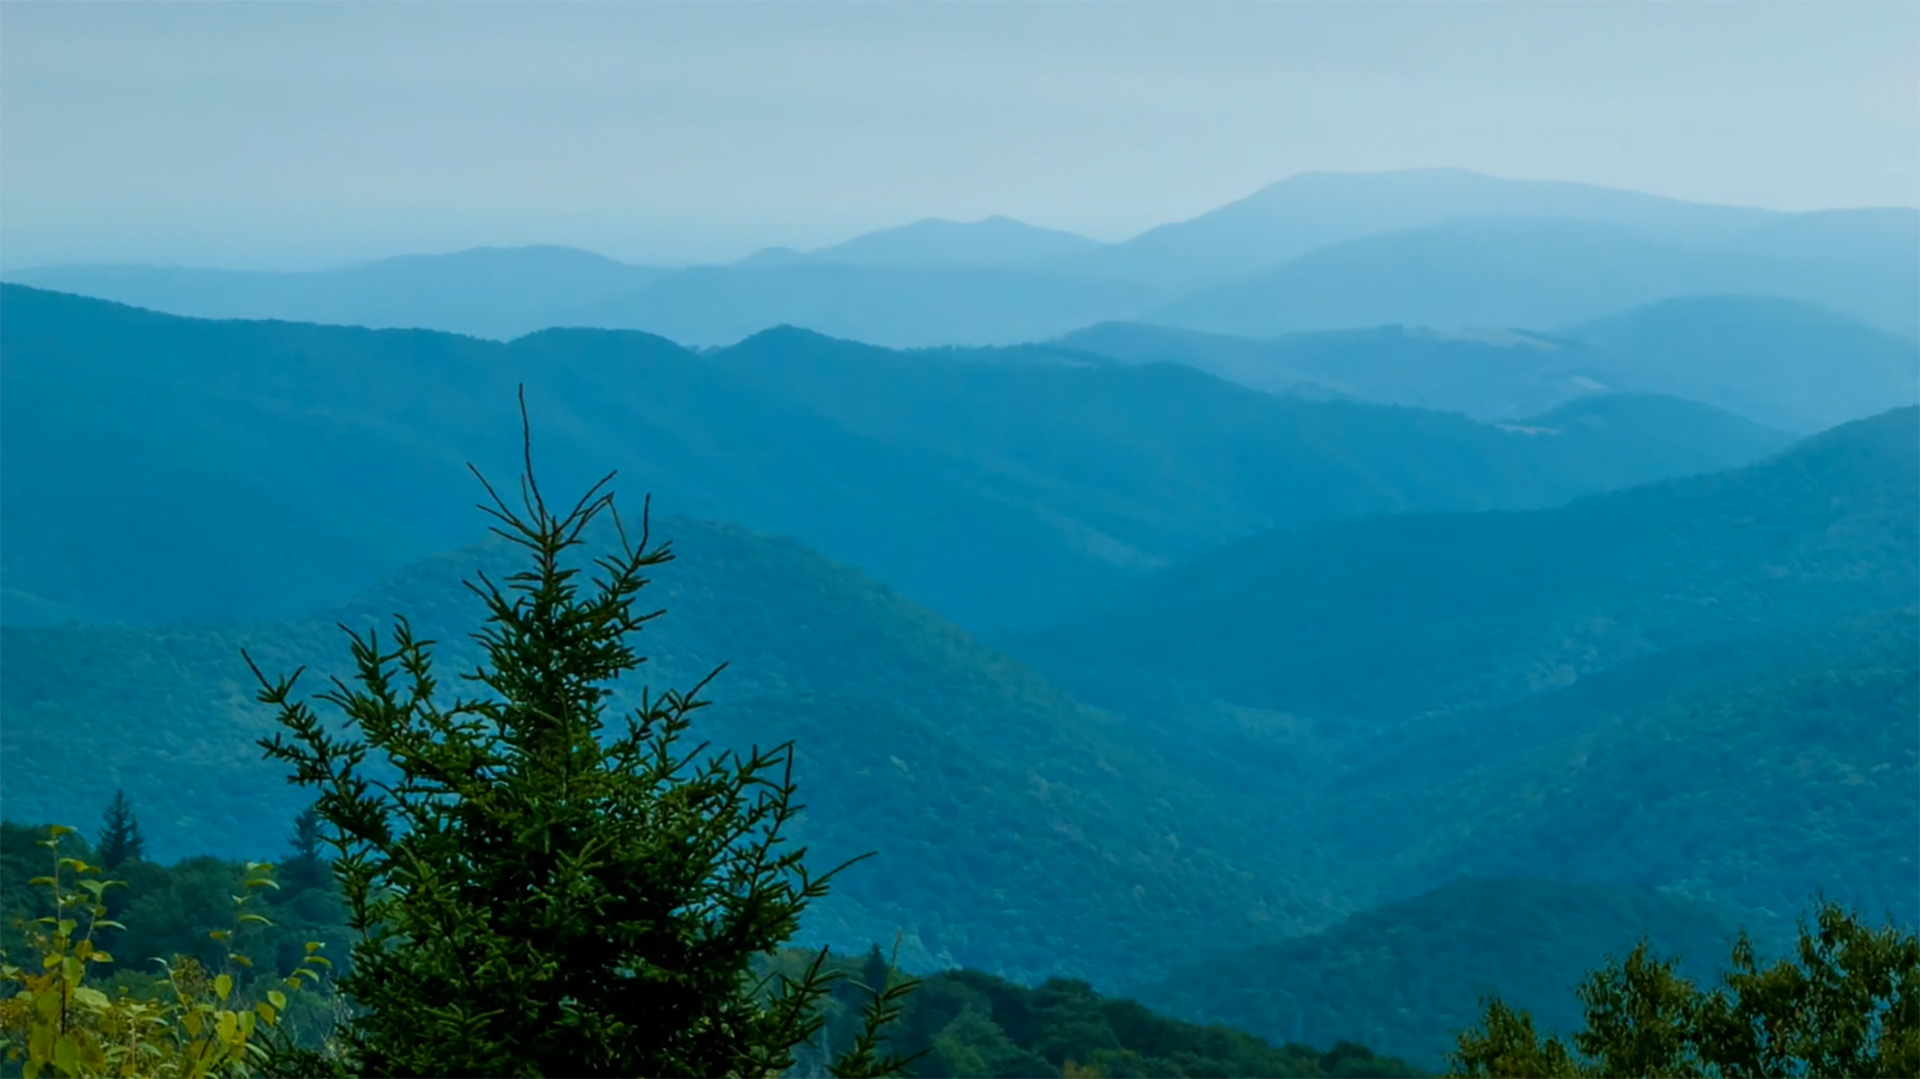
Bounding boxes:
252 395 912 1078
95 789 144 869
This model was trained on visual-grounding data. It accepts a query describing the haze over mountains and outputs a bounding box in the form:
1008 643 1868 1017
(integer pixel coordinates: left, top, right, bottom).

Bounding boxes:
3 165 1916 1069
0 284 1794 632
10 169 1918 348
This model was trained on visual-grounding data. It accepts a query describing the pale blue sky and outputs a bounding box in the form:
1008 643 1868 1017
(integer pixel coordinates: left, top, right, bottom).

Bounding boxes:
2 1 1916 270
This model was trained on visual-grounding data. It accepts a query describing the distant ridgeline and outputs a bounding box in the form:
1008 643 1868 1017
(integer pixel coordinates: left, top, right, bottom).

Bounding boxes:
8 169 1917 345
1 235 1915 1068
1055 294 1920 434
0 282 1799 632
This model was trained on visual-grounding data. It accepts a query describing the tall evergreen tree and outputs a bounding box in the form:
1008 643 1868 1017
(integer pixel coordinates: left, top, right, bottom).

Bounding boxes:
95 789 144 869
252 398 910 1078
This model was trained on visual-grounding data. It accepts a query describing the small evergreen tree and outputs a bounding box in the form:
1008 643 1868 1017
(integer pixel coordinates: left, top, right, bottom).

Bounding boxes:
280 806 330 897
251 399 910 1078
94 789 144 870
860 943 891 998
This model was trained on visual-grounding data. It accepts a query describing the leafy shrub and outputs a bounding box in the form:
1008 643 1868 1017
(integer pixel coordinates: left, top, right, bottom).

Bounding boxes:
0 826 329 1078
1448 900 1919 1078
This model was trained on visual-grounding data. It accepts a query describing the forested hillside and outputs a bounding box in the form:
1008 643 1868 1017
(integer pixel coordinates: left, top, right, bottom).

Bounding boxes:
1316 610 1920 925
1015 406 1918 726
1 284 1785 631
0 514 1333 983
1137 879 1772 1070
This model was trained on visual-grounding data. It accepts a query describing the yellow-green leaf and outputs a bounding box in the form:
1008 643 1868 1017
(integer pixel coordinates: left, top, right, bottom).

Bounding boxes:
266 990 287 1010
217 1009 239 1045
255 1001 278 1026
214 973 233 1001
73 986 109 1010
51 1034 78 1075
48 825 73 838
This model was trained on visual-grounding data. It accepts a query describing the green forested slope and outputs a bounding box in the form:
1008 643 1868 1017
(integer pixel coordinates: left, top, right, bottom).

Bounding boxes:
0 515 1326 983
1320 610 1920 924
1002 413 1918 946
712 329 1789 564
1016 407 1919 727
1136 879 1766 1071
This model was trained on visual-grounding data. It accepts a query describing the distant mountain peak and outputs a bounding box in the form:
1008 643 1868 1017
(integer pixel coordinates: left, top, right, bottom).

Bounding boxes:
799 215 1106 269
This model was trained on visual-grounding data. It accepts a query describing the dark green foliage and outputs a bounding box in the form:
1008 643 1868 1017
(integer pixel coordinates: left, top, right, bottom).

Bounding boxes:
0 820 352 999
848 964 1424 1078
1448 902 1920 1078
251 432 899 1077
4 832 1418 1079
94 788 144 869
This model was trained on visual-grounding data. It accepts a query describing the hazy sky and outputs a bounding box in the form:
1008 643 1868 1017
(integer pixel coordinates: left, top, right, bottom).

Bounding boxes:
3 2 1916 270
